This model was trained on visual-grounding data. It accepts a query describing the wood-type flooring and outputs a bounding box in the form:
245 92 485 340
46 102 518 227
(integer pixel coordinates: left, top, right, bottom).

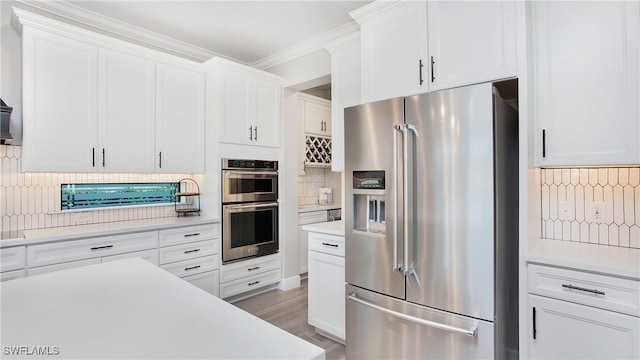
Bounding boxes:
233 278 346 360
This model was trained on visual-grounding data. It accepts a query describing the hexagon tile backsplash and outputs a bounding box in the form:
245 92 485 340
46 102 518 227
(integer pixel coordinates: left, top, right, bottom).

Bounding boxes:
541 168 640 248
0 145 202 235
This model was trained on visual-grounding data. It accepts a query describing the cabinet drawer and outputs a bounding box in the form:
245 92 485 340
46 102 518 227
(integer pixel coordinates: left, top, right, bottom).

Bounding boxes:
220 269 281 299
1 269 26 282
309 233 345 257
27 231 158 268
102 249 159 266
159 239 218 265
160 255 219 278
529 264 640 317
183 270 220 297
1 246 26 272
28 258 101 276
159 224 218 247
220 254 280 283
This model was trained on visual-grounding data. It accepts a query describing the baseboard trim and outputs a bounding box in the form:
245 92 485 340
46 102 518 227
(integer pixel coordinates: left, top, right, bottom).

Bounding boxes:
277 275 301 291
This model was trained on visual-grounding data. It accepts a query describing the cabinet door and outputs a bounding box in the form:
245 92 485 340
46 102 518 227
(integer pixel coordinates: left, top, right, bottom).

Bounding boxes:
21 28 98 172
308 251 345 341
252 78 281 147
533 1 640 166
98 49 156 172
218 70 252 145
303 100 331 136
298 226 309 274
529 294 640 359
156 64 205 173
427 1 516 91
183 270 220 297
360 1 428 102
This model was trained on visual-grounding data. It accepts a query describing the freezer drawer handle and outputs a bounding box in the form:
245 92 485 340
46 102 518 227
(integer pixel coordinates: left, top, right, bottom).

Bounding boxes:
561 283 605 296
347 292 478 337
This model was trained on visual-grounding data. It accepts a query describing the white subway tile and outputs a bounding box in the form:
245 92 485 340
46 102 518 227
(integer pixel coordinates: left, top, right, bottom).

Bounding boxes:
575 185 585 222
561 169 570 185
566 185 575 221
0 187 5 216
2 158 10 188
545 219 554 239
598 168 608 186
9 158 17 186
598 224 608 245
571 221 580 241
613 185 624 225
624 185 635 226
541 185 550 220
553 220 562 240
589 223 599 244
562 221 571 240
0 145 6 158
608 168 618 186
588 169 598 186
13 187 20 215
24 214 32 230
619 168 629 186
17 214 24 232
570 169 580 185
619 225 630 247
553 169 562 185
636 187 640 226
609 225 619 246
630 168 640 187
544 169 553 185
549 185 558 220
579 169 589 186
630 226 640 249
603 185 614 224
593 185 603 202
6 188 13 216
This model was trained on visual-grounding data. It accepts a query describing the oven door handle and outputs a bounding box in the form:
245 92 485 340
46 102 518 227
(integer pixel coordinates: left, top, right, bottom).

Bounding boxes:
225 202 278 210
224 170 278 176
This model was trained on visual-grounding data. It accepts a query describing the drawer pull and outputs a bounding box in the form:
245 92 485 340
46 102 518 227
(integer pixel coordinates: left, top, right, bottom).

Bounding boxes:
184 233 201 238
322 242 339 248
185 265 201 271
184 249 201 254
90 245 114 251
562 283 605 296
248 280 261 286
247 266 261 271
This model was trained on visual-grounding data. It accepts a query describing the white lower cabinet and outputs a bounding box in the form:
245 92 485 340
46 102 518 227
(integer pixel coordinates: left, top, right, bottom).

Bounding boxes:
1 269 26 282
183 270 220 297
307 231 345 341
528 264 640 359
1 246 26 273
102 249 159 265
219 253 281 299
28 258 101 276
298 211 329 275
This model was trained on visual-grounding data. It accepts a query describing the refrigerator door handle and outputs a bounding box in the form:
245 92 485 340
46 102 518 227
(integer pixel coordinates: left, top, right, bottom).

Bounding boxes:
403 124 418 276
392 124 404 273
347 292 478 337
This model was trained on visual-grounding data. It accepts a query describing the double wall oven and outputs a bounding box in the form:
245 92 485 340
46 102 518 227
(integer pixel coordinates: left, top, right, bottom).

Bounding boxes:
222 159 279 263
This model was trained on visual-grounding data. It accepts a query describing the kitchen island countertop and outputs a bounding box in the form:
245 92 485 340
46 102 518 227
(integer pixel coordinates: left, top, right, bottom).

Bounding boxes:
0 258 325 359
302 220 345 236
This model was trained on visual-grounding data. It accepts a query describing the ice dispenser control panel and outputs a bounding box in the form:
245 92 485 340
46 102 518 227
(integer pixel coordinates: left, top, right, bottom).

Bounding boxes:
353 171 386 234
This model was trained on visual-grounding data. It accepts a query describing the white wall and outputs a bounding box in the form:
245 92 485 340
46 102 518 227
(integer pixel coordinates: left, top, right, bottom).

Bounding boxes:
265 49 331 89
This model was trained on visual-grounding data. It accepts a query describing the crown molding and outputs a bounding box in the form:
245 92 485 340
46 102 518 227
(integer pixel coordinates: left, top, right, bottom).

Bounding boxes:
325 31 360 54
349 0 406 24
251 21 360 70
14 0 227 63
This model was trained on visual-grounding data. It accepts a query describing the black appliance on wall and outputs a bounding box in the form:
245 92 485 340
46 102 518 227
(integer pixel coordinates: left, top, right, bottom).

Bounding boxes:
221 158 279 263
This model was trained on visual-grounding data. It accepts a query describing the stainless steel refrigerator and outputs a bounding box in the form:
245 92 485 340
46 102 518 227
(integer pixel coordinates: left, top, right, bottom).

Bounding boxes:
344 83 519 359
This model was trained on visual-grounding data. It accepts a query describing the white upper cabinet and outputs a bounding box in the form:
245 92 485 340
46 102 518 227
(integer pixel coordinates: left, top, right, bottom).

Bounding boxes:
326 32 362 172
352 0 517 102
300 94 332 137
208 59 282 148
427 1 516 91
353 1 428 103
21 28 99 172
156 64 205 173
533 1 640 166
98 49 156 173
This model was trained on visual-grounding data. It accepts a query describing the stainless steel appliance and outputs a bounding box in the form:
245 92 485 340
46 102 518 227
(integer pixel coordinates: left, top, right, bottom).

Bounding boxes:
222 159 279 264
345 83 519 359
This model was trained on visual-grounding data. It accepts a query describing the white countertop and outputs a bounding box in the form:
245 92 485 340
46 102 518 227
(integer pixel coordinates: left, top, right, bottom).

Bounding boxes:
0 258 325 360
528 238 640 280
302 220 345 236
298 204 341 213
0 217 218 248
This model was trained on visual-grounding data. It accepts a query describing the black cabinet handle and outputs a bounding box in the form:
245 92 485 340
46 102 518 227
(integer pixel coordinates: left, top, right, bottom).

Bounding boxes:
185 265 201 271
102 148 105 167
159 151 162 168
184 249 201 254
90 245 114 251
562 283 605 296
248 280 261 286
430 56 435 83
254 126 258 141
542 129 546 158
92 147 95 167
249 126 253 141
532 307 537 340
247 266 261 271
322 242 339 248
419 59 424 85
184 233 200 238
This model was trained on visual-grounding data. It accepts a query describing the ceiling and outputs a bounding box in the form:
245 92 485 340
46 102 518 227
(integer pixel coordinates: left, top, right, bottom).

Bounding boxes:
19 0 370 66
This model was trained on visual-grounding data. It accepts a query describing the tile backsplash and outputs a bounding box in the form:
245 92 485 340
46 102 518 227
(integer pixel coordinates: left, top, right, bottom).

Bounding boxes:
1 145 202 235
298 167 342 206
541 167 640 248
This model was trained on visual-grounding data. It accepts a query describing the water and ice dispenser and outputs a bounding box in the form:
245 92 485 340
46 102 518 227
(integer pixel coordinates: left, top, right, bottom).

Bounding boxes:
352 171 386 234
